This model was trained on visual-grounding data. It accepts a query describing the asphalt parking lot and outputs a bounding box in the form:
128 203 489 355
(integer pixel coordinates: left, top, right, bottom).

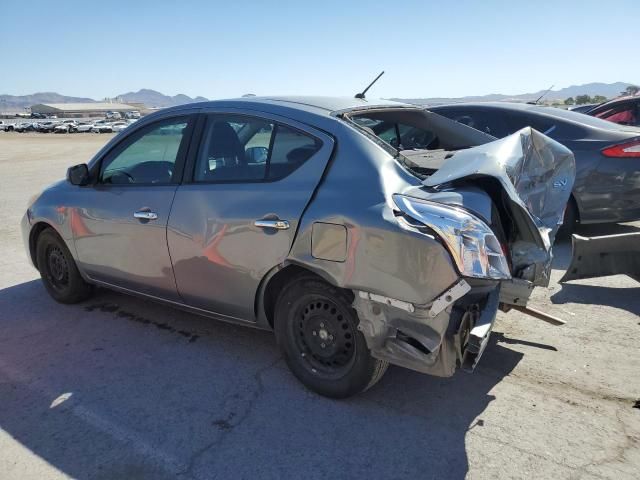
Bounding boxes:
1 132 639 479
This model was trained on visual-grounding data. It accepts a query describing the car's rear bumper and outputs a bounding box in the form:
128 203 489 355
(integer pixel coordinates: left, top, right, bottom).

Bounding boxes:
353 279 500 377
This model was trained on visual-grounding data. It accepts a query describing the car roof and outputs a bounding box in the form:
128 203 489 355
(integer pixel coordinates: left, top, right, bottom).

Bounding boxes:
163 96 414 116
431 102 546 111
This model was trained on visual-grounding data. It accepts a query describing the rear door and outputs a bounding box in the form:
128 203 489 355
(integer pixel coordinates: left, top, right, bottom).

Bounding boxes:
167 110 334 321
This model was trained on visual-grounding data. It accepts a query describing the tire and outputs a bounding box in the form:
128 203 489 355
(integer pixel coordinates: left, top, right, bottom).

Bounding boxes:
36 229 92 304
274 273 388 398
557 198 577 239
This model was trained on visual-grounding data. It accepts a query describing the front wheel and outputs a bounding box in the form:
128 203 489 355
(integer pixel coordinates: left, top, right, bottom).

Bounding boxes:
274 274 388 398
36 229 93 304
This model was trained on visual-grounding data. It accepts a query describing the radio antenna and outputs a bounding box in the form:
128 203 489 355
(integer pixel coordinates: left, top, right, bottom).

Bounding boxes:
355 71 385 99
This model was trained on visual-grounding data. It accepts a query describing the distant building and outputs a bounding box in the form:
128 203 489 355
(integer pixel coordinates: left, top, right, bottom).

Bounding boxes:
30 102 140 118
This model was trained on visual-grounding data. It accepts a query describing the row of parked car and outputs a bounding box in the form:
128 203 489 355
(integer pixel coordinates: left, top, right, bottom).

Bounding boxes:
18 110 140 120
1 118 138 134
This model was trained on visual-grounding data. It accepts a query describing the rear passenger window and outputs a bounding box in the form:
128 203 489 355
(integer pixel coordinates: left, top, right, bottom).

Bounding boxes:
194 115 320 183
268 126 320 180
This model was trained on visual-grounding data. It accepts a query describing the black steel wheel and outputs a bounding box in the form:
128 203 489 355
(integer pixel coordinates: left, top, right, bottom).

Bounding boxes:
45 244 70 292
293 296 357 378
36 228 93 304
275 273 388 398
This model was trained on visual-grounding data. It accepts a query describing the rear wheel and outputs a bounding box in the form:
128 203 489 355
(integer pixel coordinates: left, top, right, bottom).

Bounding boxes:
274 274 388 398
36 229 93 304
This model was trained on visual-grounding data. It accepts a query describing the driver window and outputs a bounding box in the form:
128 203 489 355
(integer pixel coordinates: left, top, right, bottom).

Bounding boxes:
100 119 188 184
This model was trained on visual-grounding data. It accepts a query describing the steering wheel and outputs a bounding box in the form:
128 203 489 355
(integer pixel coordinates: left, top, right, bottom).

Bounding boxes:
106 170 135 184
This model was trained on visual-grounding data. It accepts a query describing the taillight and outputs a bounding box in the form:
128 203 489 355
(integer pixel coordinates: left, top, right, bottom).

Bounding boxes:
602 139 640 158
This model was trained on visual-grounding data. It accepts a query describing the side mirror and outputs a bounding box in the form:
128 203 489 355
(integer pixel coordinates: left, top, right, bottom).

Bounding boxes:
245 146 269 164
67 164 90 186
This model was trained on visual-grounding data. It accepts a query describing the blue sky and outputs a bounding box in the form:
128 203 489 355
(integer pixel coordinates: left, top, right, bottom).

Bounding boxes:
2 0 639 99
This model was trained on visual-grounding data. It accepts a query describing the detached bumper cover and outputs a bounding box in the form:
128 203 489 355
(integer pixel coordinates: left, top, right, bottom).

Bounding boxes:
561 233 640 283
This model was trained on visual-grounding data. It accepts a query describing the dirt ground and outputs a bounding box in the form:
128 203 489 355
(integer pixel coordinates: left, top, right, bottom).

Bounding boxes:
1 132 639 480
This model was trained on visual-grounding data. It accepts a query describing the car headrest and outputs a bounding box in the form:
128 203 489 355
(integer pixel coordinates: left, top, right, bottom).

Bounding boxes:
208 121 244 163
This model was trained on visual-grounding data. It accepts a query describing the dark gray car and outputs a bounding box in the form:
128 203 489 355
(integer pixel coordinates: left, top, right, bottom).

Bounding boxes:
430 102 640 228
22 97 574 398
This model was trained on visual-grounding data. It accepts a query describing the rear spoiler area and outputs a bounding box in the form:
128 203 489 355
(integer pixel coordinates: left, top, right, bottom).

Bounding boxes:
561 232 640 283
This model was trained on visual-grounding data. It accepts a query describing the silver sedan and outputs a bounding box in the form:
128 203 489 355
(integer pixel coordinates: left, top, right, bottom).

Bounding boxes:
21 96 574 397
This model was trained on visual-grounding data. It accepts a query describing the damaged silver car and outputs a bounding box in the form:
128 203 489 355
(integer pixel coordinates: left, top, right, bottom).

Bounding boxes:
21 97 575 398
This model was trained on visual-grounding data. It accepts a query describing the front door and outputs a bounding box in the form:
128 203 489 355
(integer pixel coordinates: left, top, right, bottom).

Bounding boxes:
73 115 194 299
167 111 334 320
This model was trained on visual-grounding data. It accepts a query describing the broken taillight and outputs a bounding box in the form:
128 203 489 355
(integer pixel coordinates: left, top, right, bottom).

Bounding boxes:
601 139 640 158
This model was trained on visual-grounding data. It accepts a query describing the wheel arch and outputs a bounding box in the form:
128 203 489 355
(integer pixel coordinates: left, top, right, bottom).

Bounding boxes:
257 262 344 330
29 221 59 269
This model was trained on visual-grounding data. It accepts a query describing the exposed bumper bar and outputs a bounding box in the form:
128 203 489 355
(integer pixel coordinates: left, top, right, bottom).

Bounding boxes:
354 280 500 377
461 287 500 371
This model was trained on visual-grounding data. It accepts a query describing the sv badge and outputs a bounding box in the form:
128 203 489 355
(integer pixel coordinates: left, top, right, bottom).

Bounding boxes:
553 178 568 189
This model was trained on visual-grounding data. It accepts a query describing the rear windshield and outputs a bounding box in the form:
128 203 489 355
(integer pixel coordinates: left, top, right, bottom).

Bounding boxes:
342 108 496 179
351 116 437 150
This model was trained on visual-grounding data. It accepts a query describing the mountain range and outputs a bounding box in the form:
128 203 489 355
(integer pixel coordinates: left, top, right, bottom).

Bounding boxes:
1 82 636 111
0 92 97 111
118 89 208 107
0 89 209 111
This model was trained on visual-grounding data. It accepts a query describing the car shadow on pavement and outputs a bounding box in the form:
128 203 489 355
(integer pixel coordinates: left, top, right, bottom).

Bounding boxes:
551 283 640 316
0 280 525 480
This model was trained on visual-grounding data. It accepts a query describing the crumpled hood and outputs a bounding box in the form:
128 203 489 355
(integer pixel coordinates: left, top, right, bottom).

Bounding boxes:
423 127 576 286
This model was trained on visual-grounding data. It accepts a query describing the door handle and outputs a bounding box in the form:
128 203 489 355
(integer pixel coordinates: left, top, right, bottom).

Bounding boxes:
254 219 290 230
134 210 158 220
